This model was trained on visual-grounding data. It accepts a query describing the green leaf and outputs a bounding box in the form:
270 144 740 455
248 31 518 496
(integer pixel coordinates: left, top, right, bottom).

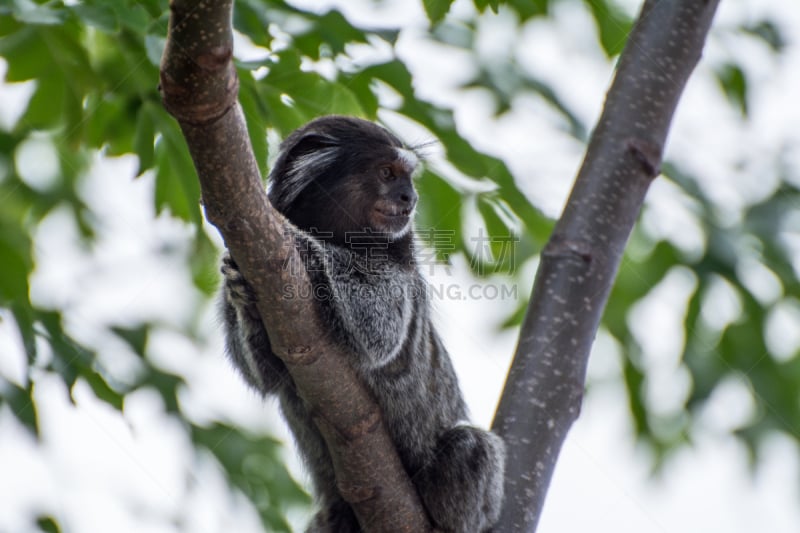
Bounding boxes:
324 82 366 116
415 170 462 264
506 0 550 20
83 371 124 411
239 73 270 175
476 195 519 275
622 346 647 437
715 63 748 117
154 146 199 224
145 367 184 414
125 0 165 19
338 69 379 119
742 20 785 53
133 103 156 176
258 49 366 128
112 3 151 33
10 301 37 363
473 0 500 14
38 311 94 390
606 241 681 338
1 23 96 140
71 3 118 33
111 324 150 355
36 516 61 533
292 10 369 60
20 74 65 129
262 91 309 137
85 95 136 154
582 0 632 57
423 0 454 24
363 59 415 98
152 114 202 224
0 379 38 435
499 297 529 329
715 294 800 440
463 62 587 138
522 74 587 140
0 226 32 304
233 1 272 48
0 26 49 81
190 233 221 296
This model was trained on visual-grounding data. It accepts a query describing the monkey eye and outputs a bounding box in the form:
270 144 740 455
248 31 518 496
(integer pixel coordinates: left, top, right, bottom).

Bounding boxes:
379 166 395 181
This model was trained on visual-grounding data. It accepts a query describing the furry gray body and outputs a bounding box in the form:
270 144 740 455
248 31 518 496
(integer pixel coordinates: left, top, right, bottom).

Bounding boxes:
220 116 505 532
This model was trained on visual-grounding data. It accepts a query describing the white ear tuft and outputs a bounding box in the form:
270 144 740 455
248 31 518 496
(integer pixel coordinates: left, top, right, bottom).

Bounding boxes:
278 146 340 206
395 147 419 173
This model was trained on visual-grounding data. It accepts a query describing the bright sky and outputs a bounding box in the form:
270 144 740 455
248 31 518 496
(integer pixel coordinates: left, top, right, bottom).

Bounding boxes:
1 0 800 532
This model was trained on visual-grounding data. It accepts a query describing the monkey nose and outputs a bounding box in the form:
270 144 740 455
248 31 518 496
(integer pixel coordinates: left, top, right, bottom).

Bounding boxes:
398 189 418 210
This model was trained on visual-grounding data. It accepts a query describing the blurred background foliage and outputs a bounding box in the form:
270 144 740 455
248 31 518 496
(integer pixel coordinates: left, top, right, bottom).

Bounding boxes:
0 0 797 531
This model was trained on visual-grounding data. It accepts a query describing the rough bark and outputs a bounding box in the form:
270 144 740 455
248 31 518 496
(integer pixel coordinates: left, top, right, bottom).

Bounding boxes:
159 1 432 531
491 1 720 531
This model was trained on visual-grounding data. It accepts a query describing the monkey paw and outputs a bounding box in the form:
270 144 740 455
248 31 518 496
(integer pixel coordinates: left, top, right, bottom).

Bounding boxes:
221 252 256 306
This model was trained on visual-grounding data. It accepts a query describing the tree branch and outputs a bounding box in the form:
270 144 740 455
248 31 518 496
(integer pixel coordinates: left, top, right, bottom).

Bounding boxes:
159 1 431 531
491 1 720 530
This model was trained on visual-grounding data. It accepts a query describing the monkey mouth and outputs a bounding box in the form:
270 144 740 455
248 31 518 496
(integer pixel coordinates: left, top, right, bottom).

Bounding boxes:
371 207 414 237
375 207 413 218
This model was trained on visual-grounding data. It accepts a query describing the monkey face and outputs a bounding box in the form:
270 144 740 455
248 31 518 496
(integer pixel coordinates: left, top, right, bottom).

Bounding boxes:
367 149 419 238
268 116 422 245
333 146 419 241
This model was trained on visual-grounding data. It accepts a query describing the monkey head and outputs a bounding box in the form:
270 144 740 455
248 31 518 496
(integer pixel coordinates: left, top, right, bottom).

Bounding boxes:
267 116 420 246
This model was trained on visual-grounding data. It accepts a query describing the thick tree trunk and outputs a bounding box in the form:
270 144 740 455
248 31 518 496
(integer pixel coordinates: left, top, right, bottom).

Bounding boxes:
491 1 721 531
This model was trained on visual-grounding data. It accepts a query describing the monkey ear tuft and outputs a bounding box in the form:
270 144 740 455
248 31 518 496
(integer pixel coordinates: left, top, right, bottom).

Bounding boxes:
268 131 342 212
272 131 339 176
285 132 340 158
409 139 437 160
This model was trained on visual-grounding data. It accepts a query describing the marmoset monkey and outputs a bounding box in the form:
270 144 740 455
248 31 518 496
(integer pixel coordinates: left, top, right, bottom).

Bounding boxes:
220 116 505 532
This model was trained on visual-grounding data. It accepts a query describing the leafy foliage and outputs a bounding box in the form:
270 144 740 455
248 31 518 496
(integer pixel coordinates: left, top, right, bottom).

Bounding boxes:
192 423 310 532
0 0 797 530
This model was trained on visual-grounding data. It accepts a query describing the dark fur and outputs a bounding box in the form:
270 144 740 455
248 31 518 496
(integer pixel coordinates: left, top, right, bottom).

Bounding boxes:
220 116 505 532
